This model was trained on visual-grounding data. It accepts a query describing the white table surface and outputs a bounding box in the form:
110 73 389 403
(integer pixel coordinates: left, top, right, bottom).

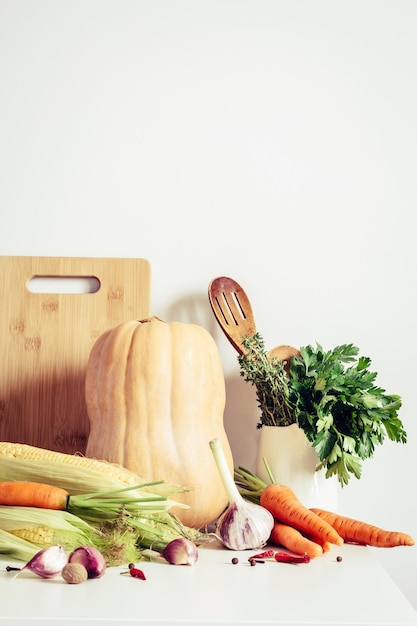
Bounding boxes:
0 542 416 626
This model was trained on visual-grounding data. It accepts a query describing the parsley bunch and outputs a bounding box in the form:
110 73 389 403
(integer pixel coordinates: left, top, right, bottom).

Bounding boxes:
238 335 407 486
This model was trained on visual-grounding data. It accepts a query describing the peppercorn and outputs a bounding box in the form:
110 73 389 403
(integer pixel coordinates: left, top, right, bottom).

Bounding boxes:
231 557 239 565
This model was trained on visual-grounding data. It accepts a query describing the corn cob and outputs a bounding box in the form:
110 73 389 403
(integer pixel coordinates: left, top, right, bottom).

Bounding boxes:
0 527 41 561
0 441 145 489
10 525 57 544
0 505 95 547
0 506 97 561
8 526 96 554
0 441 186 500
0 505 93 532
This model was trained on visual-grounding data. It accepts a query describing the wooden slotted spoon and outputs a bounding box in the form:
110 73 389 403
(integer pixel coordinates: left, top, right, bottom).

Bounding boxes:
208 276 300 369
208 276 256 355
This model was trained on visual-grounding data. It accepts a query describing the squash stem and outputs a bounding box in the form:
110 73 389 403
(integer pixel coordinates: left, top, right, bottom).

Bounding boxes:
209 438 243 505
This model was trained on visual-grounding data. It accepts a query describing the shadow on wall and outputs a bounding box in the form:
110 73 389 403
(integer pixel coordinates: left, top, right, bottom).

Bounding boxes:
167 292 261 472
166 291 220 337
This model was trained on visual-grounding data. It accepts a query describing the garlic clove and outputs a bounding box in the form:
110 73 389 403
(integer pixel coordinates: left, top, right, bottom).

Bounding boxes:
161 538 198 565
15 545 68 579
68 546 106 578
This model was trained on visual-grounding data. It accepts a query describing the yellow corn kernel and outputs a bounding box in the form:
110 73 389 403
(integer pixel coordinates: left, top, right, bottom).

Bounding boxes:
7 524 90 553
9 526 54 545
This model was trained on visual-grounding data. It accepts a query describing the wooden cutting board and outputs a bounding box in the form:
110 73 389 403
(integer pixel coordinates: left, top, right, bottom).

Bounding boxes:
0 256 151 455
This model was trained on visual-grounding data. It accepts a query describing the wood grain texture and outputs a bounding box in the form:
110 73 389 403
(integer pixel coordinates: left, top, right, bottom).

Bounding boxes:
0 256 151 454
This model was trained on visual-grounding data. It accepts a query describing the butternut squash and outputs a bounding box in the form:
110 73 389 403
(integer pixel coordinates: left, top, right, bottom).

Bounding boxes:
85 317 233 529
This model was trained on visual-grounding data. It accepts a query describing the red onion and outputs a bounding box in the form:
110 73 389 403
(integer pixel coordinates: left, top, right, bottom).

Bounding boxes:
68 546 106 578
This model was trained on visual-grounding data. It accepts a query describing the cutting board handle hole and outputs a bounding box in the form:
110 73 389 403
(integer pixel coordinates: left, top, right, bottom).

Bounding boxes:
27 276 101 294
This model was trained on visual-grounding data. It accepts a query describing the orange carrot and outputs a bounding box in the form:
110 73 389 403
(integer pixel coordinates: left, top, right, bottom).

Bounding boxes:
260 484 343 547
270 521 324 558
311 508 414 548
0 481 69 510
321 541 332 553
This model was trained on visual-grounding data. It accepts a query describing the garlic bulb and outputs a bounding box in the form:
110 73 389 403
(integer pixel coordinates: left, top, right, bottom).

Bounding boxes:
209 438 274 550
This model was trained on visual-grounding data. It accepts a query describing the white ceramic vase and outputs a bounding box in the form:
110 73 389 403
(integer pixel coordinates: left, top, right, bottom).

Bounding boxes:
256 423 339 510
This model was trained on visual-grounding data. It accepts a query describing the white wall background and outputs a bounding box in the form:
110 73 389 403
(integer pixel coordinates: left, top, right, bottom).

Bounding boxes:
1 0 416 610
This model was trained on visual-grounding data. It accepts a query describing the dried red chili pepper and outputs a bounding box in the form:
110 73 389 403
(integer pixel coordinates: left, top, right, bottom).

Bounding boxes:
129 567 146 579
274 552 310 564
120 563 147 580
249 550 275 560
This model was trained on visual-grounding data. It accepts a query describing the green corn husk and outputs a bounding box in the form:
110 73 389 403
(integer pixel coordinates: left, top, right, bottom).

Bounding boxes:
0 527 45 562
0 505 94 533
93 508 206 561
126 511 205 553
66 482 189 522
0 506 98 561
0 506 153 566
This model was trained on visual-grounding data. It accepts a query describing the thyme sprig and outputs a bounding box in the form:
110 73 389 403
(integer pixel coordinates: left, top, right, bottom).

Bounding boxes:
238 333 295 428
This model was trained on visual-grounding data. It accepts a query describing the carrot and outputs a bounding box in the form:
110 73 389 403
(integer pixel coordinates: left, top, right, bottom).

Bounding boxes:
311 508 415 548
270 521 324 558
260 484 343 547
0 481 69 510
